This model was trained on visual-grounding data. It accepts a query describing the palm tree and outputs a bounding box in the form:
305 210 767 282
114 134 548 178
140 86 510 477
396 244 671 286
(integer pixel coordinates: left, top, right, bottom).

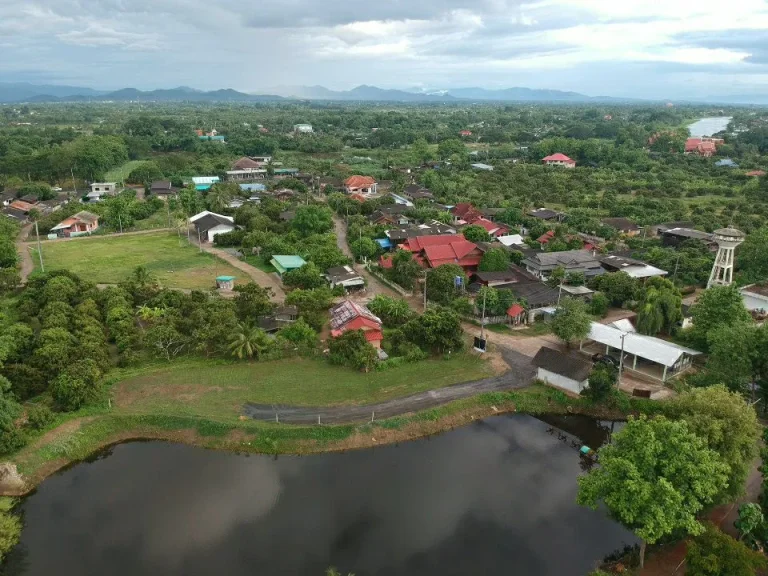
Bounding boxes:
227 322 271 359
131 265 155 288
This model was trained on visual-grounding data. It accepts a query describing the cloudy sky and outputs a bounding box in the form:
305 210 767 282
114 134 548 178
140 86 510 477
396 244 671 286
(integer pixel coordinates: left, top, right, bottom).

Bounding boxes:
1 0 767 98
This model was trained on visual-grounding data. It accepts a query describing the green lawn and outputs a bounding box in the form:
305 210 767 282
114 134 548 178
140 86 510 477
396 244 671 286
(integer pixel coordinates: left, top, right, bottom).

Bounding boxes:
111 355 494 421
104 160 150 183
31 232 242 290
243 254 276 273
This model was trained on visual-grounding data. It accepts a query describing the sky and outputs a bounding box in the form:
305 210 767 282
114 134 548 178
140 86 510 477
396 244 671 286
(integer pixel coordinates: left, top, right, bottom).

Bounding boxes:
1 0 768 99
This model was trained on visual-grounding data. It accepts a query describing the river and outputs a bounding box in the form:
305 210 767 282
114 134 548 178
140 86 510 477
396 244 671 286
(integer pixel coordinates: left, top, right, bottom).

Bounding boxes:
688 116 731 137
5 414 634 576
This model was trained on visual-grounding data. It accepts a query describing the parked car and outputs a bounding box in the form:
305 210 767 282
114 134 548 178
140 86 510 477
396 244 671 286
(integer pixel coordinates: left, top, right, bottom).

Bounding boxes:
52 187 62 192
591 353 619 369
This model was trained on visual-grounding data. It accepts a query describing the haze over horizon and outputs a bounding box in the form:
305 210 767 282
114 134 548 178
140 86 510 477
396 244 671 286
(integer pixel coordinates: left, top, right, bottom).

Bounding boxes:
1 0 767 101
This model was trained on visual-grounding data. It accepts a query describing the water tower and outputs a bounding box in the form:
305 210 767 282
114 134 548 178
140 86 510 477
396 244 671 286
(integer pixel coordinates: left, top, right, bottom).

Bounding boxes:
707 227 745 288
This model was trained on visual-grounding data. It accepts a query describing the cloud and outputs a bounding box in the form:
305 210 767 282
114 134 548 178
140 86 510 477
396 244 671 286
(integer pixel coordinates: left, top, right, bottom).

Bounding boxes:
1 0 768 97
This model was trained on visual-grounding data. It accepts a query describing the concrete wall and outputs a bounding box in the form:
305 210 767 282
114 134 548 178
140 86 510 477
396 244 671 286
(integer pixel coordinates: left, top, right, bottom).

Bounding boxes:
207 224 234 243
537 367 588 395
743 293 768 312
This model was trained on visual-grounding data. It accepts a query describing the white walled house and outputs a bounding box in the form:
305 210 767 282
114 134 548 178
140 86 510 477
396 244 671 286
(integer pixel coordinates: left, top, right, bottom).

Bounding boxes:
532 347 592 395
189 211 235 243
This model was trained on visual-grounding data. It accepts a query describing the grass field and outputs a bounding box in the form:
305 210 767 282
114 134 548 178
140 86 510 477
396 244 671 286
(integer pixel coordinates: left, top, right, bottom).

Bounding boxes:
32 232 242 290
104 160 150 183
111 354 494 420
243 254 276 273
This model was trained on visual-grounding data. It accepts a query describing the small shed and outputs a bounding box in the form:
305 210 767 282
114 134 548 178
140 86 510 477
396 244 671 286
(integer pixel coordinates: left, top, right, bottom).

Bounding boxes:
506 303 526 326
270 255 307 278
533 347 592 395
216 275 236 291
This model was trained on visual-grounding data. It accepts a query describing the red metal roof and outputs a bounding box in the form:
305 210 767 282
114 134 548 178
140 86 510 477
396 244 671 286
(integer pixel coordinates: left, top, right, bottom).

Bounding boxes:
404 234 466 252
349 193 367 203
746 170 766 177
506 304 525 317
344 175 376 188
423 241 482 268
542 153 575 164
379 255 393 269
471 217 508 235
537 230 555 243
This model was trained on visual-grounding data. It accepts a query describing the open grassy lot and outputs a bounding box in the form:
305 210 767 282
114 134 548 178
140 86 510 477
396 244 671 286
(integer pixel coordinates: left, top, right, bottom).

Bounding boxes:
111 354 494 420
104 160 150 183
243 254 276 273
31 231 241 290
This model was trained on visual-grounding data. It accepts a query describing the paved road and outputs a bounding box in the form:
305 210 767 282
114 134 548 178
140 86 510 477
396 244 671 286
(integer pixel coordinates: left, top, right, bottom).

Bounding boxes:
242 347 534 424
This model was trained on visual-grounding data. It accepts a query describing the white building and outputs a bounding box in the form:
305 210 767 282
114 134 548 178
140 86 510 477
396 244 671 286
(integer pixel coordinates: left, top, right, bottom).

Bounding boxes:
293 124 313 133
533 347 592 395
740 283 768 313
189 211 235 243
89 182 117 194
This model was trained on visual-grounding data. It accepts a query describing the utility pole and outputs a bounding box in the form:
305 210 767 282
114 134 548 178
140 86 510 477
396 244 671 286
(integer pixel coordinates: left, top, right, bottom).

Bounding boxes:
423 270 428 312
556 274 565 306
166 199 172 229
616 332 626 389
118 214 123 234
71 168 77 196
34 220 44 272
672 253 682 283
480 288 487 341
197 227 203 253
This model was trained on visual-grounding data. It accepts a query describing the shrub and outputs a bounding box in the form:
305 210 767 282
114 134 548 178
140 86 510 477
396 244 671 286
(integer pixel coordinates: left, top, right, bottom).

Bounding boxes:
26 405 55 430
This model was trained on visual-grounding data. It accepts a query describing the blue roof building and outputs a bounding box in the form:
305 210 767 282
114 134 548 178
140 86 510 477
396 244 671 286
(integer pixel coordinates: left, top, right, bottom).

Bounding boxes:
715 158 739 168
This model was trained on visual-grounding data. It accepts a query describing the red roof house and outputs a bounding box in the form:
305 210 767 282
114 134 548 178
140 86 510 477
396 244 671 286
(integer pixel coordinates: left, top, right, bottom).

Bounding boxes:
746 170 766 177
542 153 576 168
506 303 526 326
329 300 383 348
537 230 556 244
403 234 466 253
344 175 377 196
471 217 509 238
460 130 472 136
422 240 483 270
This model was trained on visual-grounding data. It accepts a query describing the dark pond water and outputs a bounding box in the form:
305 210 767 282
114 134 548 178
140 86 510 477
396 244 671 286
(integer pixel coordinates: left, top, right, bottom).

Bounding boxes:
6 414 634 576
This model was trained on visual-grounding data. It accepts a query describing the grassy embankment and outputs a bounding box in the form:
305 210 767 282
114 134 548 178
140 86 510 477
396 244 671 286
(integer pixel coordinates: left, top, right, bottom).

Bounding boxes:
30 231 241 290
7 353 662 493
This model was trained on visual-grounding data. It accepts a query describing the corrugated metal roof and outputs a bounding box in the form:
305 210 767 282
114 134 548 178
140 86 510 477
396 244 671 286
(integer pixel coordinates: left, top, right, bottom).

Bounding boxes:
587 322 701 368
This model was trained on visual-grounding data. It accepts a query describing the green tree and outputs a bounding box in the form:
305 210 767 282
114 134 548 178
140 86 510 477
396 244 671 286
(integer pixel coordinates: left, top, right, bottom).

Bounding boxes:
736 227 768 283
144 320 188 361
411 138 432 164
462 225 491 243
635 277 682 336
589 292 609 317
276 318 317 349
328 330 378 371
350 237 378 261
205 182 236 212
582 364 615 402
688 285 752 350
178 185 204 217
668 386 760 503
0 500 21 564
578 416 729 568
233 283 274 321
283 262 326 290
402 306 464 353
551 297 591 346
228 322 272 359
686 523 767 576
704 324 756 392
426 264 466 305
367 295 415 327
437 138 466 159
292 205 334 237
389 250 422 290
590 272 637 307
0 376 24 455
734 503 764 546
478 247 510 272
127 162 163 185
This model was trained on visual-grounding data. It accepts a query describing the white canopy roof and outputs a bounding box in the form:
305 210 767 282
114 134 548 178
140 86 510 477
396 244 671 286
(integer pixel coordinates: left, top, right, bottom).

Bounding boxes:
621 264 668 279
586 322 701 368
497 234 525 247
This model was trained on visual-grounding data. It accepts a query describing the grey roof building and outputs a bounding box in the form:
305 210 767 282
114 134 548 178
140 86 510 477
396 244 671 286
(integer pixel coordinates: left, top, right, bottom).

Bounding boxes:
521 250 605 280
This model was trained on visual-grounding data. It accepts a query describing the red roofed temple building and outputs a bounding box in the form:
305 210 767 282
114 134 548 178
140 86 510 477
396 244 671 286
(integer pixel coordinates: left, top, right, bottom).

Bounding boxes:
542 153 576 168
344 175 377 196
329 300 383 348
684 137 723 157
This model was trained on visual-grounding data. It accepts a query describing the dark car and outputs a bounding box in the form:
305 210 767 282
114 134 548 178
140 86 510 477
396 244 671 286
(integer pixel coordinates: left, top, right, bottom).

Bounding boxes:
591 353 619 369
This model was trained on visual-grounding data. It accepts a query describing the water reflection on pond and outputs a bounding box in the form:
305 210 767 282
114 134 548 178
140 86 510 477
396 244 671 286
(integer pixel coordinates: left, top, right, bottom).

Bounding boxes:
7 414 635 576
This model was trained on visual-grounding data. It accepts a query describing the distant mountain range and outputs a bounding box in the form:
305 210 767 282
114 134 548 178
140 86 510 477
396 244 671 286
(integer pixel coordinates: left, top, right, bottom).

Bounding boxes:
0 82 765 105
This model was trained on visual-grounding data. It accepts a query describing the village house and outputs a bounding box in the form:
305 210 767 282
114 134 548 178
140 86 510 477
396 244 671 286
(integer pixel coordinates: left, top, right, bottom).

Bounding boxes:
652 221 695 236
746 170 766 177
601 217 640 236
528 208 566 222
522 250 605 281
231 157 264 171
368 205 411 226
50 211 99 237
451 203 509 237
599 254 668 280
344 176 377 196
329 300 383 348
660 227 717 250
326 265 366 291
402 184 434 202
293 124 313 134
270 255 307 279
87 182 117 202
258 306 299 333
542 153 576 168
191 176 220 191
189 211 235 243
150 180 178 199
225 169 267 182
533 347 592 395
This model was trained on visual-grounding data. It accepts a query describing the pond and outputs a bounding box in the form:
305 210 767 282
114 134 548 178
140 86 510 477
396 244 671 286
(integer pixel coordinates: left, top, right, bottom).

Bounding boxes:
688 116 731 137
6 414 634 576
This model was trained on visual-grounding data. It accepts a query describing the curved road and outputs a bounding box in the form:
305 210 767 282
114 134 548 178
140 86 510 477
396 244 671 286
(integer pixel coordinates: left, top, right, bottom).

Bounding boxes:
242 347 535 424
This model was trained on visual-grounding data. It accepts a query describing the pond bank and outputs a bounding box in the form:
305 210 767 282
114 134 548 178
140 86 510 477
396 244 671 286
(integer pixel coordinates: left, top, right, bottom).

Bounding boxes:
2 383 659 496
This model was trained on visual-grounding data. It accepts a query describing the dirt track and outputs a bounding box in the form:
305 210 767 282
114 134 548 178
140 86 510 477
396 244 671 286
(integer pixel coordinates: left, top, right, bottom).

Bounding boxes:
242 347 534 424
